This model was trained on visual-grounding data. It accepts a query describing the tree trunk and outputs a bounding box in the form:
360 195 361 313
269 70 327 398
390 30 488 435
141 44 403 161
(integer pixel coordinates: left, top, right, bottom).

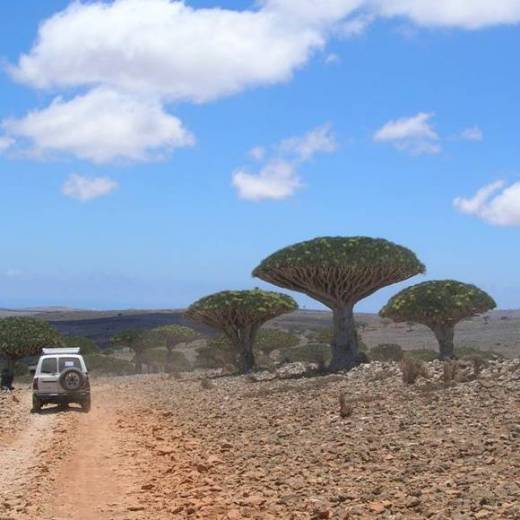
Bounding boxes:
432 325 455 360
328 305 359 372
237 345 255 374
233 327 258 374
134 350 144 374
165 346 173 373
6 356 15 372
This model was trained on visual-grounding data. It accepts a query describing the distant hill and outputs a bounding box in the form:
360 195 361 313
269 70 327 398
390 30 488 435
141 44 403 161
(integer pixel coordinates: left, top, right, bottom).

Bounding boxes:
0 307 518 356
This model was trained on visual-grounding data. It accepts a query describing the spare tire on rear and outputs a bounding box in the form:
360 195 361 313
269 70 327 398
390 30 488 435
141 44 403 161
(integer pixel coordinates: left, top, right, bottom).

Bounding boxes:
59 367 84 391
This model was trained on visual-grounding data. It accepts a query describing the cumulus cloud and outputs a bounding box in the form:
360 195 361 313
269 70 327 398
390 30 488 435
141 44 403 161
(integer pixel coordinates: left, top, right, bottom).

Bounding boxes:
233 160 300 201
233 124 336 201
10 1 520 101
371 0 520 29
62 174 119 201
279 124 337 160
9 0 331 103
373 112 441 155
4 0 520 165
3 88 194 163
461 126 484 142
454 180 520 226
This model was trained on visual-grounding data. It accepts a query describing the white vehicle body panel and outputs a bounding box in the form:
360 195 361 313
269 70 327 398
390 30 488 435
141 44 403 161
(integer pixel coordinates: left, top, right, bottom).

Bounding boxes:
34 353 87 396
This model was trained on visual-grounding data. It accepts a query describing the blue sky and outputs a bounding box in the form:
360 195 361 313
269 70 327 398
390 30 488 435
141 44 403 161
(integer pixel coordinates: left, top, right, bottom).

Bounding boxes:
0 0 519 311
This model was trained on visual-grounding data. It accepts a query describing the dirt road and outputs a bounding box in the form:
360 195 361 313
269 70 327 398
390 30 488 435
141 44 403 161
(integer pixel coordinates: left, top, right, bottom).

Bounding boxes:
0 384 146 519
0 378 248 520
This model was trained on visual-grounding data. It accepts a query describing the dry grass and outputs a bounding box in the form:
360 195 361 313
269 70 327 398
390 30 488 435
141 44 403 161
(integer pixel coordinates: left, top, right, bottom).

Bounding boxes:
442 361 458 386
200 377 215 390
338 392 353 418
399 357 429 385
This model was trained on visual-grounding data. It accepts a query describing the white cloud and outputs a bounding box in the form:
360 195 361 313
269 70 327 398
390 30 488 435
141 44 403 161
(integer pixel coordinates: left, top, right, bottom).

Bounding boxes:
9 0 331 103
279 124 337 160
62 174 119 202
373 112 441 155
461 126 484 142
324 53 341 65
12 0 520 103
338 13 376 36
233 160 300 201
371 0 520 29
249 146 266 161
454 180 520 226
0 137 13 153
233 124 336 201
2 88 194 163
4 0 520 166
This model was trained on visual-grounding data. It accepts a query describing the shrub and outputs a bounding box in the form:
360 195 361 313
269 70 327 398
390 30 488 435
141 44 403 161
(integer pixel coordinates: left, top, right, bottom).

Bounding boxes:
400 357 428 385
455 346 502 360
200 377 215 390
339 392 353 418
142 348 191 372
407 349 438 362
280 343 332 365
13 361 29 376
83 354 135 375
370 343 403 362
195 338 236 370
442 361 458 386
63 335 99 355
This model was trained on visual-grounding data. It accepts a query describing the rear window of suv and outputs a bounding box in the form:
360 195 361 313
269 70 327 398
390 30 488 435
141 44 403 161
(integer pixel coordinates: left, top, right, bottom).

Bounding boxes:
58 357 82 371
40 357 57 374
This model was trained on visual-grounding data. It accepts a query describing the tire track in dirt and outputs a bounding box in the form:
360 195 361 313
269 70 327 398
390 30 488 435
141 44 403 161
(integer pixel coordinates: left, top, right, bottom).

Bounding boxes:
39 384 146 520
0 392 63 518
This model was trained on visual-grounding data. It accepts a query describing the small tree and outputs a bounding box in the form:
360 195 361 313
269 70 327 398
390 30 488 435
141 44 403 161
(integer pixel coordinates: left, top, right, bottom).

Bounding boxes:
255 328 300 356
0 317 62 372
196 328 300 370
253 236 424 371
146 325 198 371
186 289 297 373
111 329 149 373
380 280 496 360
196 335 236 370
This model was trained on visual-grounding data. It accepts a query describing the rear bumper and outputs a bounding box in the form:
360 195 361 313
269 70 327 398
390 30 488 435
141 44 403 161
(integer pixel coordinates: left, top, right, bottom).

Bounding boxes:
34 391 90 403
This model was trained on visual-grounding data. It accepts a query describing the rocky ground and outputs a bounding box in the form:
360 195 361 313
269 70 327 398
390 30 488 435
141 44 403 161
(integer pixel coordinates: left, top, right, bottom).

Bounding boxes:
1 359 520 519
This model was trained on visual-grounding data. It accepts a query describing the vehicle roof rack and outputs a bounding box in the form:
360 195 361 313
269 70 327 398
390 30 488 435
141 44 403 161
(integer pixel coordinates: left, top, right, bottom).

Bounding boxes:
42 347 80 355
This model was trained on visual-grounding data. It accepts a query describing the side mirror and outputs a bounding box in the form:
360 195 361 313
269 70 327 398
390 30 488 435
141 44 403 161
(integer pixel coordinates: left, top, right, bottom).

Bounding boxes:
29 367 36 376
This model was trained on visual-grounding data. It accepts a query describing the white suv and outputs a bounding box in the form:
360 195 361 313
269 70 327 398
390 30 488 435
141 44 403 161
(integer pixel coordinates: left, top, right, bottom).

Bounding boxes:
32 348 91 413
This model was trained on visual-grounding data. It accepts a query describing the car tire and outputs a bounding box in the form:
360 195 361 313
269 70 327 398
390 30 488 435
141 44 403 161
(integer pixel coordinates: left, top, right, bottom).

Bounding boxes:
81 396 91 413
59 368 84 391
32 395 42 413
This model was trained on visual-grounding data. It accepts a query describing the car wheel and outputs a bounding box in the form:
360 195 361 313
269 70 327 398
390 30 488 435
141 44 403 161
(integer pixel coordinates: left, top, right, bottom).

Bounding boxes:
81 396 91 413
32 395 42 413
59 368 84 391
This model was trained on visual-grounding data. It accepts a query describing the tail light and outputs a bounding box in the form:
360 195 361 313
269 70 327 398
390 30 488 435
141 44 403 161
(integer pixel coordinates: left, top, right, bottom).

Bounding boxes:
84 374 90 389
32 377 39 390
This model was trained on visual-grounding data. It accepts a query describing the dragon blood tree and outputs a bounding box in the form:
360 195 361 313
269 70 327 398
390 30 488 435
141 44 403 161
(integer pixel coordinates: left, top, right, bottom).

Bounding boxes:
0 317 62 372
146 325 198 370
111 329 149 373
186 289 297 373
253 236 425 371
380 280 496 360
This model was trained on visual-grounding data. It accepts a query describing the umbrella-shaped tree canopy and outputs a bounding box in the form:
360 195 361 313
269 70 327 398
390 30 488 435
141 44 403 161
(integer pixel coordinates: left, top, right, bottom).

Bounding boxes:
0 317 62 370
186 289 297 373
253 236 425 370
380 280 496 359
